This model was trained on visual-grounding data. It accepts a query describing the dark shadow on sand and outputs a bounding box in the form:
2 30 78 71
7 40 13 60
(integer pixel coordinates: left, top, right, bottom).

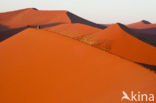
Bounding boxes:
117 23 156 47
0 23 65 42
0 27 27 42
131 28 156 46
67 12 106 29
138 63 156 73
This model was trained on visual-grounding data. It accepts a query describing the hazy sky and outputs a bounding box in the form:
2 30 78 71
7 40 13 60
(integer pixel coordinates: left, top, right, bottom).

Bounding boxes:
1 0 156 24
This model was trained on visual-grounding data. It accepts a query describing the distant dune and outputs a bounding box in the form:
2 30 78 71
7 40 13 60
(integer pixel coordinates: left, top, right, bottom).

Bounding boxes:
127 20 156 45
0 28 155 103
127 20 156 29
0 8 106 41
0 8 71 31
43 23 102 39
82 23 156 65
0 8 106 31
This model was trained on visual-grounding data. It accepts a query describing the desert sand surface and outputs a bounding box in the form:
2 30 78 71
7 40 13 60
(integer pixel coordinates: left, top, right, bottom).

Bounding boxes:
83 23 156 65
127 20 156 45
0 8 106 41
0 8 105 31
127 20 156 29
43 23 102 39
0 28 156 103
0 8 71 30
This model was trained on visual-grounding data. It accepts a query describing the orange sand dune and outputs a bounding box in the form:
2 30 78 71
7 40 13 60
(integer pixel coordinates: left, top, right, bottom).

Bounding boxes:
0 8 70 30
127 20 156 29
0 8 106 31
0 28 155 103
84 23 156 65
127 20 156 45
44 23 102 39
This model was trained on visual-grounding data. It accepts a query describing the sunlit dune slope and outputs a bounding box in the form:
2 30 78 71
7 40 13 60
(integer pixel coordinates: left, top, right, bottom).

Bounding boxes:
0 8 71 31
44 23 102 39
83 23 156 65
0 8 106 32
0 28 155 103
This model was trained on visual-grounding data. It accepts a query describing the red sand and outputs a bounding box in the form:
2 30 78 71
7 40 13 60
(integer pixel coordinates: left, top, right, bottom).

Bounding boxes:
0 28 155 103
127 20 156 29
43 23 102 39
0 8 70 30
0 8 106 33
127 21 156 45
86 23 156 65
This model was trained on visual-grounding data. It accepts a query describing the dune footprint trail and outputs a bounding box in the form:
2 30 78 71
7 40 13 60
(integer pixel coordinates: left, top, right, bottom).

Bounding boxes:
81 23 156 66
43 23 102 39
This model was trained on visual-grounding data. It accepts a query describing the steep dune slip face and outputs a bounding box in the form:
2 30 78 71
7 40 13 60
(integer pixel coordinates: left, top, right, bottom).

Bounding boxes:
0 8 71 41
66 12 106 29
43 23 102 39
0 8 106 42
127 20 156 45
86 23 156 65
131 28 156 46
0 8 106 31
0 28 156 103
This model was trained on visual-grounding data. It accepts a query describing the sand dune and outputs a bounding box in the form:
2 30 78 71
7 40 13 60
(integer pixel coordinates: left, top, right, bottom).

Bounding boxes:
0 28 155 103
127 20 156 29
0 8 106 41
0 8 71 30
127 20 156 45
43 23 102 39
82 23 156 65
0 8 106 31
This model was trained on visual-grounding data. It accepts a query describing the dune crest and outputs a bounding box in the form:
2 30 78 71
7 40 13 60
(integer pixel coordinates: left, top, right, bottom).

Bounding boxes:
127 20 156 45
82 23 156 65
0 28 155 103
43 23 102 39
127 20 156 29
0 8 106 31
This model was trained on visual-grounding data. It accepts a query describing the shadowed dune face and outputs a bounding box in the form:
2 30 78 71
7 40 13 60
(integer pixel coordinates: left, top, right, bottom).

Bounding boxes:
43 23 102 39
127 20 156 46
0 8 106 41
0 24 10 32
0 28 156 103
0 28 26 42
131 28 156 45
82 23 156 65
0 8 106 33
67 12 106 29
138 63 156 72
